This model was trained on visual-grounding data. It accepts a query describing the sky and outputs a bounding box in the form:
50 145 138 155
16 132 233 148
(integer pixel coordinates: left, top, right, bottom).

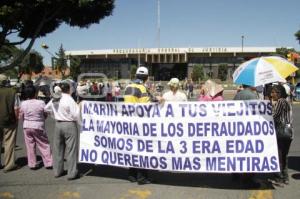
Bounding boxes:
18 0 300 66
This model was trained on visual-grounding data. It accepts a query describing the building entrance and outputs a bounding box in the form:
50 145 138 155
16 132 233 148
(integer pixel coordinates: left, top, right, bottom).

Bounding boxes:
151 63 187 81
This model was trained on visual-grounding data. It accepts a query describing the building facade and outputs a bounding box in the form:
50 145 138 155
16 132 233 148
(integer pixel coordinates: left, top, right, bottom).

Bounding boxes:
66 47 279 81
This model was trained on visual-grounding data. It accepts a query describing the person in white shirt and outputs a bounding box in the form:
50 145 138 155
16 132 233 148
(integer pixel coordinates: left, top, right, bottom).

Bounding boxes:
76 80 88 102
162 78 187 102
44 82 79 180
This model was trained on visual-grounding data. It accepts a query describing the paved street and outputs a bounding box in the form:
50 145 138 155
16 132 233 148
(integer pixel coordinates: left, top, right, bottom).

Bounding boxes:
1 100 300 199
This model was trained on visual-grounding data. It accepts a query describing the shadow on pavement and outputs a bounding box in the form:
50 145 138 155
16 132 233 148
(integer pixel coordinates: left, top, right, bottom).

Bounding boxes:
15 156 43 169
15 156 28 168
78 163 274 190
289 156 300 180
291 173 300 180
288 156 300 172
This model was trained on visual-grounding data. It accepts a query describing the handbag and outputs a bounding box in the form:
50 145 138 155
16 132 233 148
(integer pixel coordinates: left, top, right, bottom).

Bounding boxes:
276 122 293 140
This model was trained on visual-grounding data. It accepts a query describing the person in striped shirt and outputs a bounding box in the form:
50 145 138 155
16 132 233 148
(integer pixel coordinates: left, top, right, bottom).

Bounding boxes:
269 84 292 187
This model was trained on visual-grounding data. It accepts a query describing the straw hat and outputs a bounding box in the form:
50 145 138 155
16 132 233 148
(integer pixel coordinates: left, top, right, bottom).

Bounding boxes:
204 80 224 97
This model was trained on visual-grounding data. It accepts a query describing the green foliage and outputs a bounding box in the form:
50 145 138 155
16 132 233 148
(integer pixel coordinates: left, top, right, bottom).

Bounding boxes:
274 47 296 57
0 41 19 70
69 56 81 81
191 64 204 82
130 65 137 79
0 44 44 76
54 44 68 79
295 30 300 44
218 64 228 81
0 0 115 70
18 50 44 76
3 67 18 79
296 69 300 78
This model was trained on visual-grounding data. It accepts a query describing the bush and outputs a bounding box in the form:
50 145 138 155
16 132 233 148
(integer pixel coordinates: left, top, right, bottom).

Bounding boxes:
191 64 204 82
218 64 228 81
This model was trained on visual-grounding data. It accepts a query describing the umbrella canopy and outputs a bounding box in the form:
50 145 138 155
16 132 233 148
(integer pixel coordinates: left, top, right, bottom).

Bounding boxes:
233 56 299 87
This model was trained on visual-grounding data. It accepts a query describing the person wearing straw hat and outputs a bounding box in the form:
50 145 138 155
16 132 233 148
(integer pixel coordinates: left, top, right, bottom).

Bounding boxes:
162 78 187 101
198 80 224 101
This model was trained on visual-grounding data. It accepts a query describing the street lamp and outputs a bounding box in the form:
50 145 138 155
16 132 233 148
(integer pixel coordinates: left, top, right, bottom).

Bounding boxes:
41 43 57 70
41 43 56 57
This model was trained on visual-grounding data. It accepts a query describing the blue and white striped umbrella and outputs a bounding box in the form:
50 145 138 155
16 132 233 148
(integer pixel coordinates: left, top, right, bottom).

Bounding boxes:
232 56 298 87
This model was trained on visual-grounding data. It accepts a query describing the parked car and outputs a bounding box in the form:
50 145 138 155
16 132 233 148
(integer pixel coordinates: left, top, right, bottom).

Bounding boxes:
295 82 300 101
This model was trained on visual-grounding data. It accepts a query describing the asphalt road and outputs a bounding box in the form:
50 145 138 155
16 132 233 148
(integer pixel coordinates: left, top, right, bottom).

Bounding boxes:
1 101 300 199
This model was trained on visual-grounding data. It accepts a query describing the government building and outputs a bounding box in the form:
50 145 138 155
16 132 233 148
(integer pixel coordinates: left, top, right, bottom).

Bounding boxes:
66 47 279 81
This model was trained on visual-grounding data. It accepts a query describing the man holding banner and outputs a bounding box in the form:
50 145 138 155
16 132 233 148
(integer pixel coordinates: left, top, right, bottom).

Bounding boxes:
123 66 154 185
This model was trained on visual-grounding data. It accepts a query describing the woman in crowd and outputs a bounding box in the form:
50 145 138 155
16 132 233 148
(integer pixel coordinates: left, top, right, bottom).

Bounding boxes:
198 80 224 101
269 84 293 187
162 78 187 102
19 85 53 169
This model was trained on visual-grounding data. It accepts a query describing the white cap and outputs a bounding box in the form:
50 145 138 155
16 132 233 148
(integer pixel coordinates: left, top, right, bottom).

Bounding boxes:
52 86 62 99
39 81 47 86
136 66 149 75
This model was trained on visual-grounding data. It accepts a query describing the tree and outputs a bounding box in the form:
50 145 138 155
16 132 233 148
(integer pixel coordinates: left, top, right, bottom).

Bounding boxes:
274 47 296 57
69 56 81 81
218 64 228 81
0 40 18 62
18 50 44 79
191 64 204 82
130 65 137 79
295 30 300 45
54 44 68 79
0 0 114 71
1 43 44 78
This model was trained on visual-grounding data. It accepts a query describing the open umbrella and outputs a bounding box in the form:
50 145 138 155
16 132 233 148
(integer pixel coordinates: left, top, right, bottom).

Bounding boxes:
232 56 298 87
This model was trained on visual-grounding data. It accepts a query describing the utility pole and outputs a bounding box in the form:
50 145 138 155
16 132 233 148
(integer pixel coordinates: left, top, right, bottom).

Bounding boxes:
157 0 160 49
241 35 244 53
138 39 141 67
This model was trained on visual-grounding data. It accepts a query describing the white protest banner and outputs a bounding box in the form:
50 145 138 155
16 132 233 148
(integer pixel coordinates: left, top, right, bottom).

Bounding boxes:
79 100 280 173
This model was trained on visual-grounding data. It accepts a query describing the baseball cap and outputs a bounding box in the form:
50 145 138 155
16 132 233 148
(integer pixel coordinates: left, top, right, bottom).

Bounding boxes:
52 86 62 99
136 66 149 75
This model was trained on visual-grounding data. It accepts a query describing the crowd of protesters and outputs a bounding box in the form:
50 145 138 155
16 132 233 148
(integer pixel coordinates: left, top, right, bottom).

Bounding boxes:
0 69 296 187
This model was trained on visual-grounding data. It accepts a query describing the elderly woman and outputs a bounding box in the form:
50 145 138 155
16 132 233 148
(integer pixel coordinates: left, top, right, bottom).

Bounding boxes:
162 78 187 101
269 84 293 187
